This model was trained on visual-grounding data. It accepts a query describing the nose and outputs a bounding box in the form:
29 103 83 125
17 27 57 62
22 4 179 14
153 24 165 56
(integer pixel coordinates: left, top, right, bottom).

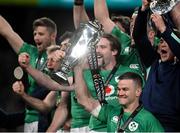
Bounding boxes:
34 34 40 42
47 61 53 69
96 45 100 53
117 89 124 97
159 43 167 50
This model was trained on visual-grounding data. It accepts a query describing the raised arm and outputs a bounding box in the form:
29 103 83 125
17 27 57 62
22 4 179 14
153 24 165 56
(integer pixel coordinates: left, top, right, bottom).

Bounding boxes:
12 81 57 114
18 52 74 91
73 0 89 29
133 0 158 67
151 13 180 59
74 65 100 115
94 0 115 33
0 15 24 53
26 66 74 91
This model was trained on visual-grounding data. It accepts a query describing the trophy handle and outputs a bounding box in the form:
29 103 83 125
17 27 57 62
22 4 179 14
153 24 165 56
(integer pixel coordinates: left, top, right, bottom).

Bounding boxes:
50 71 69 86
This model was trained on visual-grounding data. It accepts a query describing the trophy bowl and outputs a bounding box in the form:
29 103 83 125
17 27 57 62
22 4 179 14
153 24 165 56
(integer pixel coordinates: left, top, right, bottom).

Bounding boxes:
50 20 103 85
150 0 179 14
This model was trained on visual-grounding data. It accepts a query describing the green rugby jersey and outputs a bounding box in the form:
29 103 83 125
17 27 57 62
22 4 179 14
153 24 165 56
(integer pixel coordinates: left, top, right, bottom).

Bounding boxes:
71 91 91 128
112 26 146 76
19 42 47 123
86 65 144 131
98 104 164 132
88 26 145 132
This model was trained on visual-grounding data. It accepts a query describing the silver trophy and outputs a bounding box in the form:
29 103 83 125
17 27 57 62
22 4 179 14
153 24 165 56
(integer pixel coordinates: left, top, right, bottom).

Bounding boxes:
50 20 103 85
150 0 179 14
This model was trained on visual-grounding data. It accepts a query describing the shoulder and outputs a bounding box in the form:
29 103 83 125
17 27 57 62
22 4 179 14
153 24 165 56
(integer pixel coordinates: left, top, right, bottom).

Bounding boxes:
111 26 130 39
137 108 164 131
19 42 38 54
138 108 160 122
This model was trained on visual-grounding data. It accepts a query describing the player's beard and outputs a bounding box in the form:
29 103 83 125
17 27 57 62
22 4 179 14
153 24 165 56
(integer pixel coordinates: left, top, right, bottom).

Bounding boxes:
97 57 105 68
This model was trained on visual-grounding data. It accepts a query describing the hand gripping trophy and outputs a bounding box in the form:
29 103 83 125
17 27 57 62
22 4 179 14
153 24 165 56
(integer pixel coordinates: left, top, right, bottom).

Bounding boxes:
148 0 180 36
50 20 103 85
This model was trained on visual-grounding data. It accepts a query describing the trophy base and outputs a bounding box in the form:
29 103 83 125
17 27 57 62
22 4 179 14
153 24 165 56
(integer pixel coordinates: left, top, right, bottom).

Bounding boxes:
50 71 69 86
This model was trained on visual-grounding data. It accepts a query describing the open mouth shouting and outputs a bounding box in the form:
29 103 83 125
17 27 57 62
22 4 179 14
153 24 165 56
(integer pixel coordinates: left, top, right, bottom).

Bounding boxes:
36 42 43 51
158 46 174 62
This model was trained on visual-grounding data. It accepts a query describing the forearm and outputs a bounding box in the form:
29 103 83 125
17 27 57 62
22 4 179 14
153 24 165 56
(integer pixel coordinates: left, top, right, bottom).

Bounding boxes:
133 8 157 67
74 66 99 112
94 0 109 23
46 92 69 132
21 93 51 114
0 15 23 53
133 8 149 40
74 67 90 103
47 107 68 132
94 0 115 33
25 66 73 91
0 15 14 37
73 0 89 29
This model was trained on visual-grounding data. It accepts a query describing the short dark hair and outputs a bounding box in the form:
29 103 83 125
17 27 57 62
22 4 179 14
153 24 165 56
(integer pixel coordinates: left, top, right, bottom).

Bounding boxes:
33 17 57 34
58 31 73 44
111 15 130 35
102 33 121 61
118 72 143 88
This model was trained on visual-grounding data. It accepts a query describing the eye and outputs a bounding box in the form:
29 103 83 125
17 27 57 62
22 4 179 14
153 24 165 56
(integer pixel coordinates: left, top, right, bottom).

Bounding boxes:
100 45 106 49
159 39 164 44
33 32 37 36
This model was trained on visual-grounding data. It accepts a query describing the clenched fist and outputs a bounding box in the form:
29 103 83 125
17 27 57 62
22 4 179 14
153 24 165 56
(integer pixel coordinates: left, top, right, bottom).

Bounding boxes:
18 52 30 68
12 81 25 96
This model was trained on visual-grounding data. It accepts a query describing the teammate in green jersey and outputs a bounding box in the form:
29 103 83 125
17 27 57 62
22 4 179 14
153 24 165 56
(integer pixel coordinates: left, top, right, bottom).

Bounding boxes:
74 61 164 132
73 0 146 131
0 16 57 132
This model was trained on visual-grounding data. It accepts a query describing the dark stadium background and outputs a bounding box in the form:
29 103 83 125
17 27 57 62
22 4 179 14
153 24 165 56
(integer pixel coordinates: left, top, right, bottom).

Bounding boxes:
0 0 141 131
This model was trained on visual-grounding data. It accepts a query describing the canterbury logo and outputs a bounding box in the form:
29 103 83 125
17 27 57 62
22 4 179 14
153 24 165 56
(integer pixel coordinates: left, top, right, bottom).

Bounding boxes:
129 64 139 69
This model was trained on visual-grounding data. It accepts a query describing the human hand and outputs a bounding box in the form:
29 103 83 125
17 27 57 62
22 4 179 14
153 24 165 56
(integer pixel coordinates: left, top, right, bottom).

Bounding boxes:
60 42 70 51
12 81 25 96
151 13 166 33
52 50 66 63
141 0 150 11
18 52 30 68
74 0 84 6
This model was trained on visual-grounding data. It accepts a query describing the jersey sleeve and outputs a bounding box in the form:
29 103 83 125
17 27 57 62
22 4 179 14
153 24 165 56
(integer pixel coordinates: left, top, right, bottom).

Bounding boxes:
97 104 112 123
18 42 37 55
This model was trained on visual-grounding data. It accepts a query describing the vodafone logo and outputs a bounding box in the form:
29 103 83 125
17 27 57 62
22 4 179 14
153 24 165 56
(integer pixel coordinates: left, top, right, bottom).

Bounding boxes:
105 85 115 96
